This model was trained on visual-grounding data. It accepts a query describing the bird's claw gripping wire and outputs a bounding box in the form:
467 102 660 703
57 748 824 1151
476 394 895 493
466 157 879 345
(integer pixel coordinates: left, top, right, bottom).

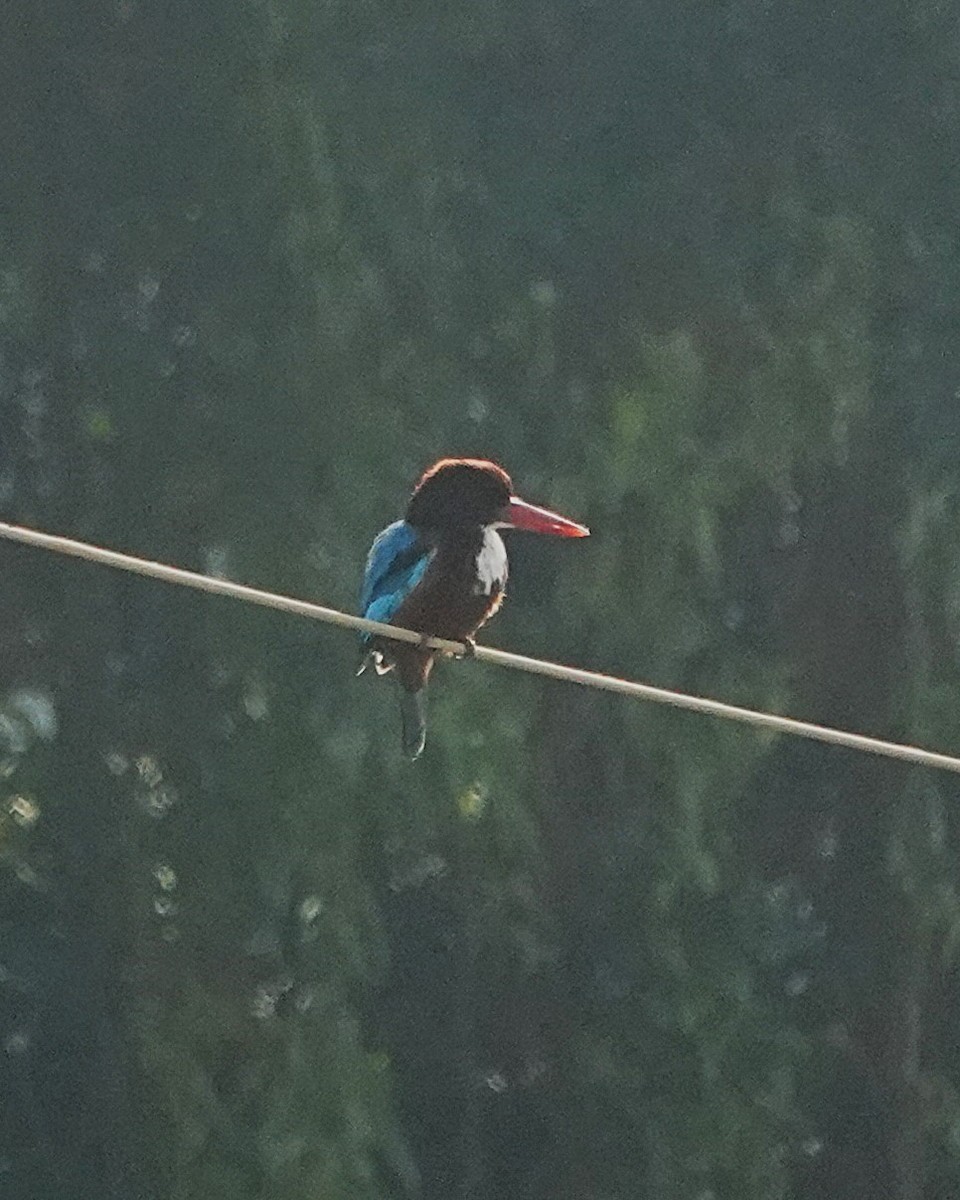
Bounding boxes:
418 632 475 660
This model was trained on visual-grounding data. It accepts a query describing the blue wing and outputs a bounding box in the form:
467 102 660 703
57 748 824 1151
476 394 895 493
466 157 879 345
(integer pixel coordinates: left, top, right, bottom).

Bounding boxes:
358 521 432 645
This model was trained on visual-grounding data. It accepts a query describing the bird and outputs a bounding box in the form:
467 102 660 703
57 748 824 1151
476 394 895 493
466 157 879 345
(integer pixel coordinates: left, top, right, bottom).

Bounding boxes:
357 457 589 759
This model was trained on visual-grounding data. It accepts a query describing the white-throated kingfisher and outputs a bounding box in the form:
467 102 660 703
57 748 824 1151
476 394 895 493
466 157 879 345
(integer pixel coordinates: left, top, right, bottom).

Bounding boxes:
358 458 589 758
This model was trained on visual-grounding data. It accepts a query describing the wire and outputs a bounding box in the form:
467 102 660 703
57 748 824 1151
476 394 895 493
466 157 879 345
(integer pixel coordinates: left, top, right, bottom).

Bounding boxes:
1 518 958 775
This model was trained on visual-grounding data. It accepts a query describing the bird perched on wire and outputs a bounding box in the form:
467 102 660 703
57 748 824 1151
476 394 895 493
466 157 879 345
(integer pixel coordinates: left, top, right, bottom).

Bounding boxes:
357 457 589 759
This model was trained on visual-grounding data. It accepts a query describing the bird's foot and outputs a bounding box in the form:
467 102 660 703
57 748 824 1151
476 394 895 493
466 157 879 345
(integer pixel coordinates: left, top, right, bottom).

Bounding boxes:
456 637 477 660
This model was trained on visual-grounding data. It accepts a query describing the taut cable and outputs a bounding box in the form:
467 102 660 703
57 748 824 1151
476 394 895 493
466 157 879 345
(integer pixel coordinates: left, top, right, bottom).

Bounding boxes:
1 520 958 775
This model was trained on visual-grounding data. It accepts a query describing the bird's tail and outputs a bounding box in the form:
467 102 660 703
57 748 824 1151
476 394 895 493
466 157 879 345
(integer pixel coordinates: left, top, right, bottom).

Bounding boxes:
399 688 427 760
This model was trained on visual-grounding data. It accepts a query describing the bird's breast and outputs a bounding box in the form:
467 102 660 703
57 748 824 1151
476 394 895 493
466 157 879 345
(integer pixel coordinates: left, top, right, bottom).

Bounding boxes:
388 526 507 645
472 527 508 596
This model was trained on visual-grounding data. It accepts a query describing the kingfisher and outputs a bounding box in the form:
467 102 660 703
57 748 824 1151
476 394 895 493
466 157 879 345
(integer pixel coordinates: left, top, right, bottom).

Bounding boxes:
358 458 589 759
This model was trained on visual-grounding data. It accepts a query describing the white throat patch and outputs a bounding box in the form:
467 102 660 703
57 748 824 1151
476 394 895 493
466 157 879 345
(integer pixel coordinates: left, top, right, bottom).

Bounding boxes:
474 528 508 595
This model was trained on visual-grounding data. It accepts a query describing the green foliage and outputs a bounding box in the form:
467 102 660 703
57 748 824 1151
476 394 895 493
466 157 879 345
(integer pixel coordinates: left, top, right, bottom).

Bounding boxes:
2 1 960 1197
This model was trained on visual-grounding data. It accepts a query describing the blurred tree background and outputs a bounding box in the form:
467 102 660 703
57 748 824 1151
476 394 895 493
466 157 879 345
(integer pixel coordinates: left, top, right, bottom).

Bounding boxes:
2 1 960 1197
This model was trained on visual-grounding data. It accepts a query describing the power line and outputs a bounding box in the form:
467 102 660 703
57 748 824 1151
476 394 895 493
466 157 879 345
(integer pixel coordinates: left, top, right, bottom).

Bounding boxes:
1 518 958 775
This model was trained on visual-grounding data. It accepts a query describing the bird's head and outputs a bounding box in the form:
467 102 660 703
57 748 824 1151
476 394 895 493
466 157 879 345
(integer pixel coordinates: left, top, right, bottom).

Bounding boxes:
406 458 589 537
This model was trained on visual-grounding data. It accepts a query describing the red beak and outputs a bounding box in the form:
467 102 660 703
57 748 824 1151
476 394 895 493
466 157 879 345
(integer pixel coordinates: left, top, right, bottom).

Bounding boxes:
503 496 590 538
